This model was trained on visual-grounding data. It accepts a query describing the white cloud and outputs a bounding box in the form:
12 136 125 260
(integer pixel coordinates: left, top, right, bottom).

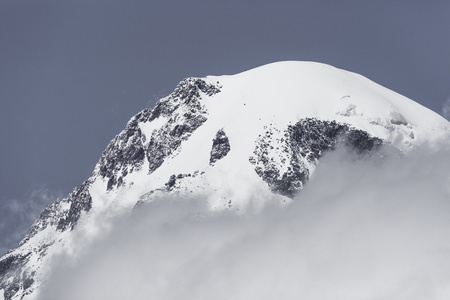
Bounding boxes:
39 144 450 300
442 97 450 120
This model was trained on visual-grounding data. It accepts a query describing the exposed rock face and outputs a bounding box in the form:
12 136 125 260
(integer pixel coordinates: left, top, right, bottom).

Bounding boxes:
288 118 382 160
210 129 231 165
99 123 146 191
23 180 93 239
56 181 92 231
0 253 33 300
97 78 221 190
250 118 382 198
144 79 220 174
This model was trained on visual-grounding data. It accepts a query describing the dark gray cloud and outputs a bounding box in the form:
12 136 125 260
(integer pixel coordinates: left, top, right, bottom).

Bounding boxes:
1 0 450 253
38 144 450 299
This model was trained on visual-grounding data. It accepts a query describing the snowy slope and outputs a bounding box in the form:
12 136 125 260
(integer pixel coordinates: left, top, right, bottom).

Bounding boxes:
1 61 449 300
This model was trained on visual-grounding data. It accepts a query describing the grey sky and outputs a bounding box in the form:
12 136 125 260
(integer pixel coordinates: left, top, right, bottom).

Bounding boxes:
1 0 450 253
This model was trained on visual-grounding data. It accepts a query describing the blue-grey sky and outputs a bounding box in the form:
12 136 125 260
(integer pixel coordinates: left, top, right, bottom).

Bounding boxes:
1 0 449 254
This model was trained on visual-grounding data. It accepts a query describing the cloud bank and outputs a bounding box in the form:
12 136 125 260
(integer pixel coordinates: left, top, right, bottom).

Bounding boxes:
39 144 450 300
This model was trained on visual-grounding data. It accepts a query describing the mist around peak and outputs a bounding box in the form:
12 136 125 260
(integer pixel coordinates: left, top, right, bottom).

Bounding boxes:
38 142 450 300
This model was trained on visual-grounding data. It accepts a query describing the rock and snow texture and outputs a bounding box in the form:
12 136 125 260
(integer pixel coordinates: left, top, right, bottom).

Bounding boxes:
1 61 449 300
210 129 231 165
250 118 383 198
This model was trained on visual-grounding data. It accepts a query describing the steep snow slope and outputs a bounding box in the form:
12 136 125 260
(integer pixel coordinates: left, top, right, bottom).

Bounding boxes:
205 61 447 147
1 61 449 300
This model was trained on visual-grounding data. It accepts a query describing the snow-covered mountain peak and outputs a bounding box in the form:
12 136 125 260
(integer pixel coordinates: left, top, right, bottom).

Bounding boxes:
1 61 449 300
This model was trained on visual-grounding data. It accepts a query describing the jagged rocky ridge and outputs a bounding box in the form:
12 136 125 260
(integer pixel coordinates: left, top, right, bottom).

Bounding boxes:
98 78 221 190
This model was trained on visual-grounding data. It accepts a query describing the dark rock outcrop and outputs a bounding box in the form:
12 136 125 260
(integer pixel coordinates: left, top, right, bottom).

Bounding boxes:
251 118 382 198
20 180 93 242
210 129 231 165
0 253 33 300
56 181 93 231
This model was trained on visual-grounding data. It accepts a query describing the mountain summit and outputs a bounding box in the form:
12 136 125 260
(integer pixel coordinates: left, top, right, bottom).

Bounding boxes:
1 61 449 300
